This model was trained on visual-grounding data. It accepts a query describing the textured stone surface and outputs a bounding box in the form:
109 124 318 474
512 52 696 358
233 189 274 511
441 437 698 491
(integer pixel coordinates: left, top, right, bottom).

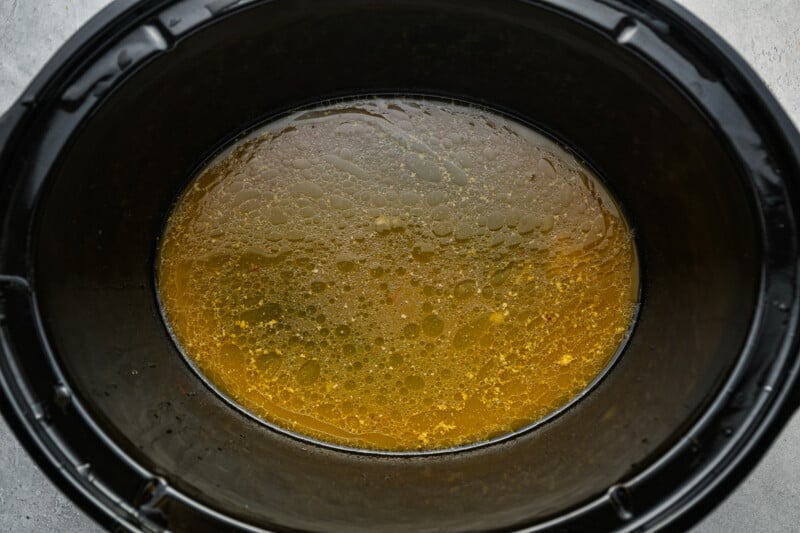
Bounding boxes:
0 1 798 531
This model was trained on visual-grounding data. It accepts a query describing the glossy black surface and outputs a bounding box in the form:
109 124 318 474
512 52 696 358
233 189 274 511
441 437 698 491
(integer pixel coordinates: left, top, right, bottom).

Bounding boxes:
0 1 798 531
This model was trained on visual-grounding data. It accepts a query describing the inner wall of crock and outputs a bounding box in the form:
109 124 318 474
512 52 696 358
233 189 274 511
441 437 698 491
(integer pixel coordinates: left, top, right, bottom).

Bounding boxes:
33 1 758 531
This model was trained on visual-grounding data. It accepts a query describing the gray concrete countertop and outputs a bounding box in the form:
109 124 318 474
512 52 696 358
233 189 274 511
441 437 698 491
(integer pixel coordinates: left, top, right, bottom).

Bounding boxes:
1 1 798 531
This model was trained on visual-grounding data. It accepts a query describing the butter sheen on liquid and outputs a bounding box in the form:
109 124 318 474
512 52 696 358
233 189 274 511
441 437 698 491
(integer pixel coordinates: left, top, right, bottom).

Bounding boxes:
157 98 638 451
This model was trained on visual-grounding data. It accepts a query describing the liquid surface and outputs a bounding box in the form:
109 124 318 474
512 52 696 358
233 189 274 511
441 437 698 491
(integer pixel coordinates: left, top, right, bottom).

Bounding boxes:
157 98 638 451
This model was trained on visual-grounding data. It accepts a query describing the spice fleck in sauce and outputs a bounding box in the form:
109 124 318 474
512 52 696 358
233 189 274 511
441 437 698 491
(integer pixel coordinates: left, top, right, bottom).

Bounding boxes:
157 98 638 451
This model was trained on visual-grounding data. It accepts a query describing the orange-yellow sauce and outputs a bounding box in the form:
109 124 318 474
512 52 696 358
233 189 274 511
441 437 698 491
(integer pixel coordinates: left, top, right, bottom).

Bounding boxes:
157 98 638 451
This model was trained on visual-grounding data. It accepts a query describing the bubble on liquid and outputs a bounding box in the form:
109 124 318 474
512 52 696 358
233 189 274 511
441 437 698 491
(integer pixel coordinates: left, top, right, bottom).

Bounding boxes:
342 343 357 356
489 234 505 247
516 215 538 234
490 266 513 287
401 191 421 205
538 157 556 181
412 242 436 263
330 195 354 210
454 279 476 299
421 314 445 337
557 186 577 210
539 214 554 233
452 315 490 350
504 209 522 228
486 211 505 231
291 157 312 170
371 194 387 208
258 351 283 375
443 161 469 185
517 213 554 235
336 254 357 272
298 206 317 218
430 205 451 221
310 281 327 293
297 360 321 385
402 323 420 339
432 221 453 237
269 209 289 225
426 190 447 206
506 233 523 247
483 146 499 161
292 181 324 198
404 154 442 183
285 229 305 241
454 224 474 241
405 375 425 390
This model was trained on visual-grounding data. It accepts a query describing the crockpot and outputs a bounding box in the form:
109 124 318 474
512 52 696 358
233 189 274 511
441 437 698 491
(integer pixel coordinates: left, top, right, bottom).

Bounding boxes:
0 0 798 531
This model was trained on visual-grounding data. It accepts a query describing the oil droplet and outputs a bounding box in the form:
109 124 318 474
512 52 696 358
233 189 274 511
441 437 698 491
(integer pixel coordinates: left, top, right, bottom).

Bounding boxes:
291 157 312 169
342 344 356 356
401 191 421 205
538 158 556 180
330 195 354 210
421 314 445 337
405 375 425 390
297 360 320 385
539 214 554 233
486 211 505 231
490 267 513 287
258 351 283 375
426 190 447 206
454 224 474 241
311 281 327 293
454 280 476 299
432 222 453 237
336 254 357 272
292 181 323 198
403 323 421 339
412 242 436 262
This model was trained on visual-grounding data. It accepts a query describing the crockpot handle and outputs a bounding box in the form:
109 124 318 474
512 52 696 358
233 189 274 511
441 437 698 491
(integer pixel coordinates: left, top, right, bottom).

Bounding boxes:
0 111 9 153
0 107 18 162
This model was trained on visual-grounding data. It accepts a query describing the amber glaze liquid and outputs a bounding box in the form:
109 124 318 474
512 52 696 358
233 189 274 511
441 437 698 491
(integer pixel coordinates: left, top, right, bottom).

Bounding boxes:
157 98 638 451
